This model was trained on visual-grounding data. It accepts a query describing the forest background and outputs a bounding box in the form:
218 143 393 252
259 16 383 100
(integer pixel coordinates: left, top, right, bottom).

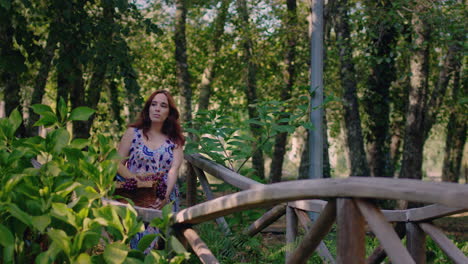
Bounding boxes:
0 0 466 184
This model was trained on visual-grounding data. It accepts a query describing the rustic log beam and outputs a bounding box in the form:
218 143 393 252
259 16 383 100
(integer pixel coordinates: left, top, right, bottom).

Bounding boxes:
287 200 336 264
355 199 415 264
185 153 261 190
406 222 426 263
337 199 365 264
102 198 162 222
406 204 466 222
294 209 335 263
285 206 298 262
172 177 468 225
179 227 219 264
383 204 466 222
288 199 327 213
419 222 468 264
245 204 286 237
193 166 231 234
366 222 406 264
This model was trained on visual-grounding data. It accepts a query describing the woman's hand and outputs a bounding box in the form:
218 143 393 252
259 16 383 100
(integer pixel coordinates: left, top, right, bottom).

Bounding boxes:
151 197 169 210
135 172 153 181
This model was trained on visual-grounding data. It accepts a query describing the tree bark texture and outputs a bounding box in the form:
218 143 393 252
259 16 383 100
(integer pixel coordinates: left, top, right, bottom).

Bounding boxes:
175 0 193 125
442 67 466 183
362 0 398 177
399 4 430 180
0 8 24 133
335 0 370 177
81 1 117 138
197 0 229 111
108 80 125 130
236 0 265 179
28 24 58 136
270 0 297 183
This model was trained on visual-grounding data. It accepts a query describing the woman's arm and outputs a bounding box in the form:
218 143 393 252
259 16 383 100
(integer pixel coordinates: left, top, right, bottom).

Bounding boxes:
154 145 183 209
117 128 136 179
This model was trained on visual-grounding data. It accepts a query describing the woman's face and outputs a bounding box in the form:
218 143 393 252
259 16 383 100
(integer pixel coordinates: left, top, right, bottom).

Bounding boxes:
149 93 170 123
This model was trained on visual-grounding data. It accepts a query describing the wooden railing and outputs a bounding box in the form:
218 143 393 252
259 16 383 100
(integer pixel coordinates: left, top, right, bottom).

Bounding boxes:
108 153 468 264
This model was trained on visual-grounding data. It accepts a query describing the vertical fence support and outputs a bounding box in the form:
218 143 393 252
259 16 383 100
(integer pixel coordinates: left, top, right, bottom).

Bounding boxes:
406 222 426 263
337 198 365 264
186 162 197 207
285 206 298 263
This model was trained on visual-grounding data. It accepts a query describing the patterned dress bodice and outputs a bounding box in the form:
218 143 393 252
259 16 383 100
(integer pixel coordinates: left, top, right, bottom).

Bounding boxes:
127 128 175 175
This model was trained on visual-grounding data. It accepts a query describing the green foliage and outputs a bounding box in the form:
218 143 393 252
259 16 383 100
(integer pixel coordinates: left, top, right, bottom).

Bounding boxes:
185 96 313 175
0 105 189 263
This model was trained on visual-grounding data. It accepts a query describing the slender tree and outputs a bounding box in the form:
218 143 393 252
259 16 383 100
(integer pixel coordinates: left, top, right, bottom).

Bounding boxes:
197 0 230 111
175 0 193 125
270 0 298 183
235 0 265 179
362 0 398 177
0 3 25 130
335 0 369 177
442 67 466 183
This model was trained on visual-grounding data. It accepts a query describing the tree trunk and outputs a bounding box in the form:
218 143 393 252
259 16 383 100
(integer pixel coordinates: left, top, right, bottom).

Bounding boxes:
399 4 430 180
0 9 24 134
175 0 192 125
197 0 229 111
108 80 124 129
362 0 397 177
270 0 297 183
423 38 463 140
81 1 117 138
442 64 466 183
236 0 265 179
335 0 369 177
27 26 58 136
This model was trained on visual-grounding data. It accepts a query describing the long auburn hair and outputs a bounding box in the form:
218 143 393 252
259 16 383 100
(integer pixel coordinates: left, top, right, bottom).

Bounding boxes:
129 90 185 146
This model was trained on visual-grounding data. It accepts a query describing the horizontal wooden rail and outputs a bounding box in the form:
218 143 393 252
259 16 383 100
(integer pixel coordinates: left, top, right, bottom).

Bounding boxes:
383 204 466 222
172 178 468 225
185 153 261 190
102 198 162 222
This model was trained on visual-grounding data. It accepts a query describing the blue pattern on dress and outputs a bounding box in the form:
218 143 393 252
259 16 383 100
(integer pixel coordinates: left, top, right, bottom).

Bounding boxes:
127 128 179 252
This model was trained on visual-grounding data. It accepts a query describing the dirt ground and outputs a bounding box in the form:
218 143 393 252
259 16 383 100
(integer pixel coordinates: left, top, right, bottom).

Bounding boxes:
433 212 468 242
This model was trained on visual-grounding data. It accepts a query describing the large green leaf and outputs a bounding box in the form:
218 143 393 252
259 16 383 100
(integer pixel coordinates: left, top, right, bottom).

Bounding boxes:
75 253 92 264
7 204 33 227
8 108 22 136
168 236 187 254
103 243 128 264
32 214 51 233
136 234 157 252
46 128 70 154
0 223 14 262
33 114 58 127
51 203 77 229
69 107 95 121
30 104 54 116
48 229 71 256
57 97 68 123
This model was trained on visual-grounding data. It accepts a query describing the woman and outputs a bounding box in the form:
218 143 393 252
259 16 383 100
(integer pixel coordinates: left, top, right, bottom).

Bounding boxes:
117 89 185 250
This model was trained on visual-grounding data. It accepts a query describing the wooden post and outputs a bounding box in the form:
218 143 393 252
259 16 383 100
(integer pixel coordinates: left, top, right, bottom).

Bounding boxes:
193 166 231 234
287 200 336 264
245 204 286 237
336 198 365 264
186 162 197 207
285 206 298 263
406 222 426 263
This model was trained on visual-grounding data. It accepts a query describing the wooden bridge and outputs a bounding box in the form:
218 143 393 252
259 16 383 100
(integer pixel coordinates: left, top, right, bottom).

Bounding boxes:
106 153 468 264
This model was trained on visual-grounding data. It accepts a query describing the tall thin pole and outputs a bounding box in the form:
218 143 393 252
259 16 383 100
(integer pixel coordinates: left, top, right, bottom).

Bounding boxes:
309 0 324 181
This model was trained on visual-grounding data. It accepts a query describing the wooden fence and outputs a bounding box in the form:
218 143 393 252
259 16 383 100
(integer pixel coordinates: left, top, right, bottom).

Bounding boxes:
108 153 468 264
